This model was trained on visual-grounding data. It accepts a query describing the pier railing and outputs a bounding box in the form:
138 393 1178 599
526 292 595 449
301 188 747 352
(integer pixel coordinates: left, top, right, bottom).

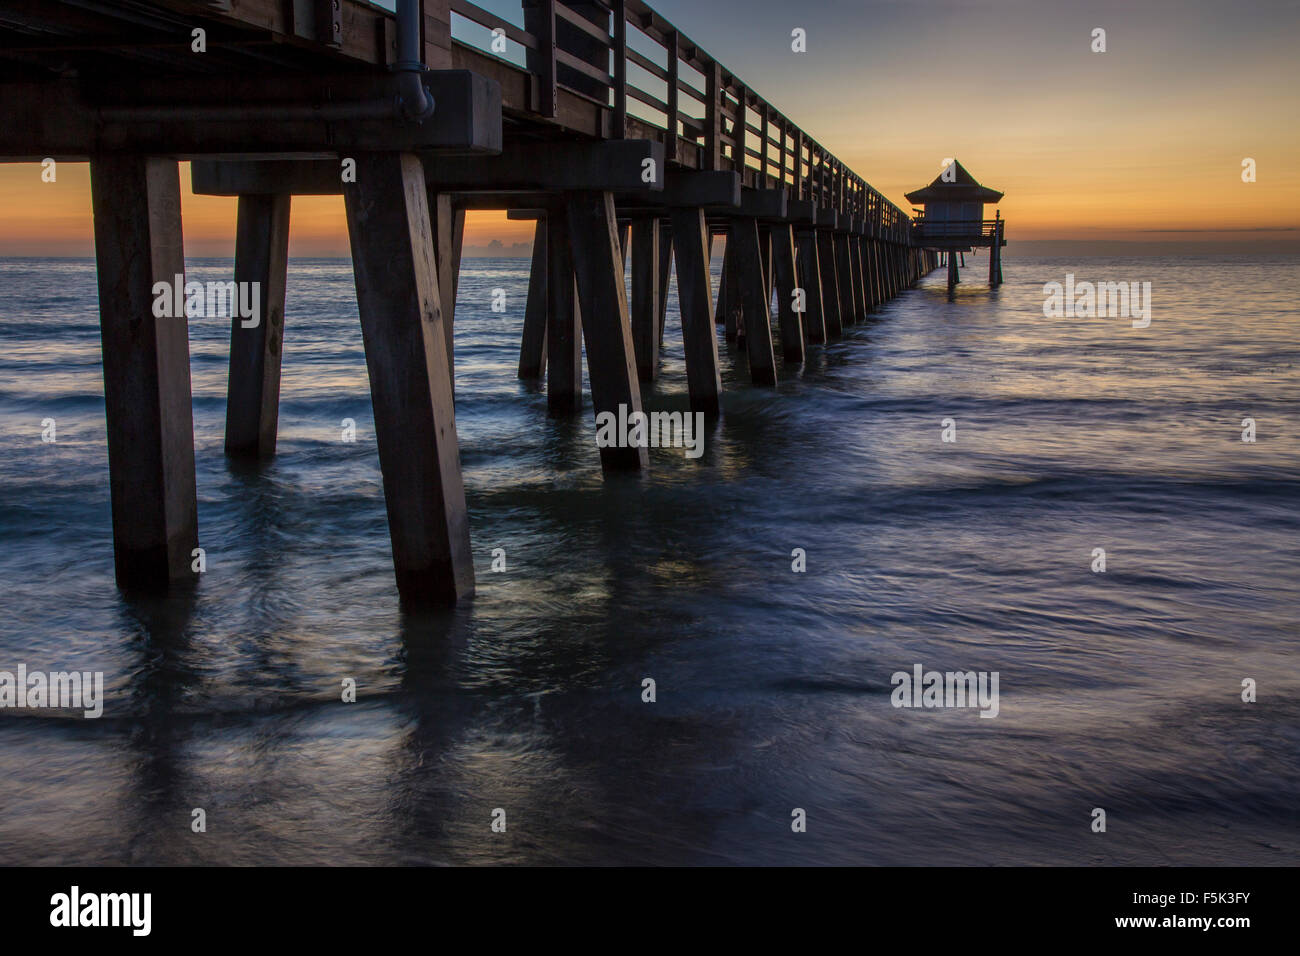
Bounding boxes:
911 218 1004 240
446 0 911 236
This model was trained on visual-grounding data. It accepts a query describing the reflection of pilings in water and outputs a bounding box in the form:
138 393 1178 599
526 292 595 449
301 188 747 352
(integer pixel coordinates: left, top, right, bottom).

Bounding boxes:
118 590 199 863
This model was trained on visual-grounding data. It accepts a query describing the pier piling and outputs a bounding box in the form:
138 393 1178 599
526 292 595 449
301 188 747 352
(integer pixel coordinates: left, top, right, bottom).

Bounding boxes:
342 152 474 604
90 156 199 591
225 193 290 460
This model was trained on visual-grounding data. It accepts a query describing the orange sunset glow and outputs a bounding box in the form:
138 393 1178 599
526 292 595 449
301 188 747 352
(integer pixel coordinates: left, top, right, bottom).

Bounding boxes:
1 0 1295 256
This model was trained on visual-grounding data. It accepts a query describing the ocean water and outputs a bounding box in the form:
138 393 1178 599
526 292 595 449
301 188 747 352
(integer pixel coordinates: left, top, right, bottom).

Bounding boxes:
0 252 1296 865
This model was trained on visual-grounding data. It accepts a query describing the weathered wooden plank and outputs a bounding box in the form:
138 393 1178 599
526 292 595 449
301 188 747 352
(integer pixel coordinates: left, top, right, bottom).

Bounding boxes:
342 151 473 604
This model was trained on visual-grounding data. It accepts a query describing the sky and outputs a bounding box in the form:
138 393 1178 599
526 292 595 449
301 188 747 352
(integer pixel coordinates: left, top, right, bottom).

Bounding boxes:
0 0 1296 256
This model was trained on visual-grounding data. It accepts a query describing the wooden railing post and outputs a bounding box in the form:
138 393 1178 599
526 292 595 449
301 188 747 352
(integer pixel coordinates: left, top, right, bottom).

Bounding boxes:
613 0 627 136
538 0 558 117
664 29 679 163
705 61 723 171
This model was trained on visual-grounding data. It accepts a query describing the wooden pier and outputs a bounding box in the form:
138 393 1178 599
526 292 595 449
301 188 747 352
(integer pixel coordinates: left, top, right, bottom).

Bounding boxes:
0 0 940 605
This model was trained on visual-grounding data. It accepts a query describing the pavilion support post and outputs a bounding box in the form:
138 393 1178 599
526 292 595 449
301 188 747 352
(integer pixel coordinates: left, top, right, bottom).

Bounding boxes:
770 223 804 362
990 217 1003 287
629 217 661 382
546 210 582 412
670 207 722 415
90 156 199 592
225 192 290 460
518 217 548 378
947 247 960 290
730 218 777 386
795 228 827 344
343 153 474 605
816 230 843 337
565 191 647 471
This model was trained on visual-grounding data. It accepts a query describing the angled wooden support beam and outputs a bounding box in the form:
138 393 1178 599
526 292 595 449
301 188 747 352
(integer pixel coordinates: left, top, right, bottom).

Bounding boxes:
430 191 465 385
225 193 290 460
858 237 878 312
565 191 648 471
518 217 548 379
848 234 866 321
656 217 673 350
90 156 198 591
9 71 501 160
545 211 582 411
834 232 856 326
816 230 844 337
630 218 661 382
794 228 827 344
669 207 722 415
770 223 804 363
871 240 885 307
730 218 777 385
760 227 774 305
342 152 474 605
